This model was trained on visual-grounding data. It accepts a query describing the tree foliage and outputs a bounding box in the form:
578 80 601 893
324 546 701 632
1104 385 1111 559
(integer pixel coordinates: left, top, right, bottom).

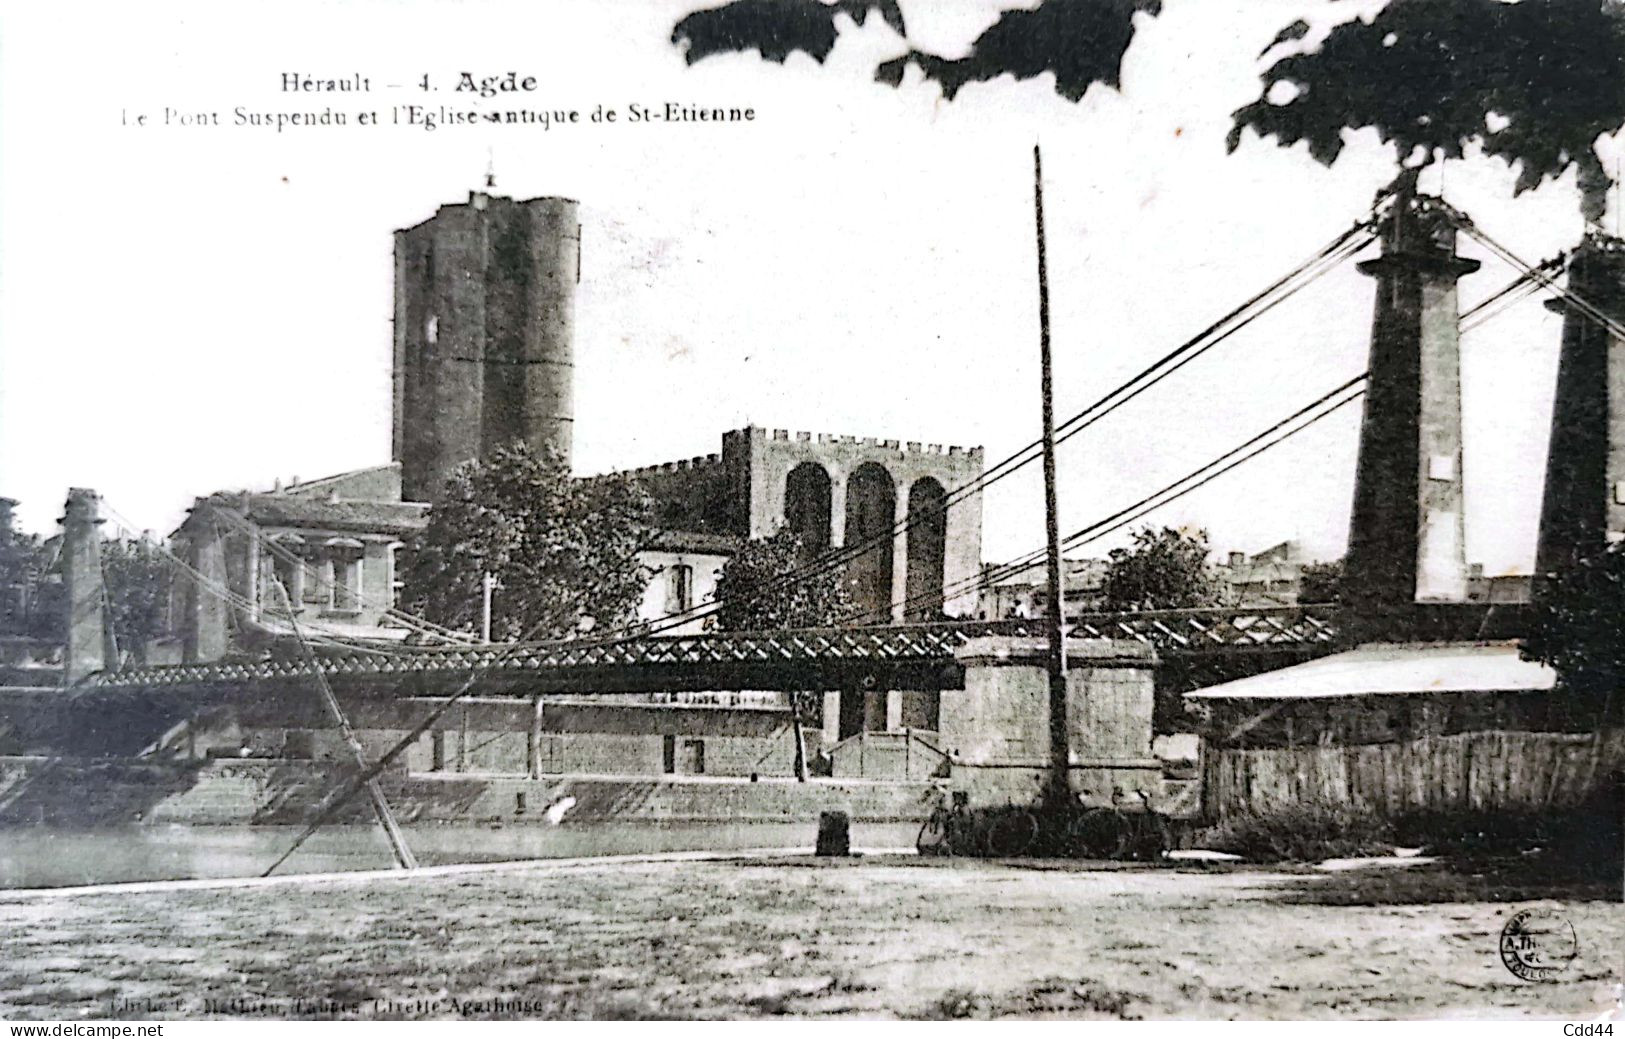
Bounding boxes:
1231 0 1625 221
674 0 904 65
1103 525 1222 611
0 529 49 638
402 442 654 642
1523 542 1625 700
713 527 853 631
876 0 1162 102
713 526 853 781
672 0 1162 103
101 538 174 662
2 529 175 658
1297 558 1345 605
672 0 1625 219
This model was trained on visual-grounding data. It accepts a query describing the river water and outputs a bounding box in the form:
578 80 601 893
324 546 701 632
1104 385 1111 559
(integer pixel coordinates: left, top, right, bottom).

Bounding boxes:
0 820 920 890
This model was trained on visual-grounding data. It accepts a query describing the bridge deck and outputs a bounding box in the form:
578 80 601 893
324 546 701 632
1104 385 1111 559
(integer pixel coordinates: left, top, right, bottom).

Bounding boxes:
82 606 1348 696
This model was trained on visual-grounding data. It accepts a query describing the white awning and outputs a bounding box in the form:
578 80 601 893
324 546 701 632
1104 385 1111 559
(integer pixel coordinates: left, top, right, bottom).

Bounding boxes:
1184 641 1557 701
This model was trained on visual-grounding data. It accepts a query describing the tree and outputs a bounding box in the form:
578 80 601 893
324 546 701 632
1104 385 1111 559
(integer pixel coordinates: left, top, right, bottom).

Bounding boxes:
1103 525 1222 611
671 0 1625 221
0 527 46 638
402 443 654 642
713 527 854 779
0 526 67 644
1 521 175 660
672 0 1163 103
714 527 854 631
101 538 174 664
1297 558 1345 605
1231 0 1625 222
1523 542 1625 705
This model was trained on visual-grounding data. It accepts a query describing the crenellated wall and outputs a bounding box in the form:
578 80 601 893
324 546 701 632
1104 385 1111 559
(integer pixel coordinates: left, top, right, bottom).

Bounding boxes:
586 426 984 623
585 453 735 534
723 426 984 620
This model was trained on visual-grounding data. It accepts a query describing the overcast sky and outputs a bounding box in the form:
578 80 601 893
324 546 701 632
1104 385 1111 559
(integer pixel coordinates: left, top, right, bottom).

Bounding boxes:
2 0 1617 575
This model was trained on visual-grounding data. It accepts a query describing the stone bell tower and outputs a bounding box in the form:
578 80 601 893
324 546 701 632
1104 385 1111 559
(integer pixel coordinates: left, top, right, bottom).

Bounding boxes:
392 191 581 502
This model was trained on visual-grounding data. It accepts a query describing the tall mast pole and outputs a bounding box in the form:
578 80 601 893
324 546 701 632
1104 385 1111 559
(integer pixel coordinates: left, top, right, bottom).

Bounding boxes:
1033 145 1070 807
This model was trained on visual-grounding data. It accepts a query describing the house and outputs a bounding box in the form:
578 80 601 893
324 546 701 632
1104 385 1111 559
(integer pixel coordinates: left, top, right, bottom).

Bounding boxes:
634 529 738 636
1214 541 1314 607
976 557 1109 619
171 464 431 652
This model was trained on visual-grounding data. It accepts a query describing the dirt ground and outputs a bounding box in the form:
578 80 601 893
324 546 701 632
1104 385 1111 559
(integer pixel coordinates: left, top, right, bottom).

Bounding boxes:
0 855 1619 1020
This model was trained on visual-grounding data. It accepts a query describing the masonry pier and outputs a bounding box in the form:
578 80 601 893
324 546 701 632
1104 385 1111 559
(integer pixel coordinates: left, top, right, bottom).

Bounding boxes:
1345 191 1478 629
940 636 1171 809
1535 232 1625 580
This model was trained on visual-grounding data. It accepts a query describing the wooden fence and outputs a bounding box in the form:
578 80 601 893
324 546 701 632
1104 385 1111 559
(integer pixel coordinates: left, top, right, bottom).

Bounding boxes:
1202 728 1625 820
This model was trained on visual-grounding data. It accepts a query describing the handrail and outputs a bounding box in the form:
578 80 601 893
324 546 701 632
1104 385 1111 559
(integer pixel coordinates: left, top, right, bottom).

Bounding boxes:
82 604 1351 691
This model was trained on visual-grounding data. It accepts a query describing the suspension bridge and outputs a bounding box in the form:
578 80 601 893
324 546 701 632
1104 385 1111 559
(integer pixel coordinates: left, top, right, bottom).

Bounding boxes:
82 605 1346 695
17 178 1622 872
67 186 1605 702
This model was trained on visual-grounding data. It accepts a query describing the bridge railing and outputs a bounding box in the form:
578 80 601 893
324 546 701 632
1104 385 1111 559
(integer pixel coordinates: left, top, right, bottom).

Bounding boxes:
81 604 1344 692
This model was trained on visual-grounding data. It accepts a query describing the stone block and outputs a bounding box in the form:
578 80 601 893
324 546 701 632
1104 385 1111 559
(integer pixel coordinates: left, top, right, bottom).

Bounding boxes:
944 636 1158 807
815 810 851 856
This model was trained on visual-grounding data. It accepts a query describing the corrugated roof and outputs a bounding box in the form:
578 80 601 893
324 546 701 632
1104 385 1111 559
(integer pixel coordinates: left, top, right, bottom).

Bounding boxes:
1183 641 1556 701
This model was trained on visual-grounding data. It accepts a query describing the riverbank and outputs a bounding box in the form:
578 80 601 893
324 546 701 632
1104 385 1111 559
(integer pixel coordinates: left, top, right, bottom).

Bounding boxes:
1 854 1617 1020
0 820 922 889
0 756 937 827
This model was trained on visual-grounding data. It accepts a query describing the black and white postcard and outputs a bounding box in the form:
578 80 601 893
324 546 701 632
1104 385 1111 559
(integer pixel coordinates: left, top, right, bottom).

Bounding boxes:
0 0 1621 1024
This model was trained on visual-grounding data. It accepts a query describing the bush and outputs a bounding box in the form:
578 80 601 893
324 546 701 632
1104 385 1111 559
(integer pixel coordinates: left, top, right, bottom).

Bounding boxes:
1194 776 1624 876
1394 774 1623 878
1194 803 1394 862
1393 809 1555 856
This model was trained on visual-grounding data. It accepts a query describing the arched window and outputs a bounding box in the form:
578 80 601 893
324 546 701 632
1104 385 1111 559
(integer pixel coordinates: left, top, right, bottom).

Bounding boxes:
905 477 947 620
844 463 896 624
784 463 832 553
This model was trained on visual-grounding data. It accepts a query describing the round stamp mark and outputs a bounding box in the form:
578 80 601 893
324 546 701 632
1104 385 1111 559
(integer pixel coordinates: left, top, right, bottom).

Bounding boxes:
1499 907 1578 982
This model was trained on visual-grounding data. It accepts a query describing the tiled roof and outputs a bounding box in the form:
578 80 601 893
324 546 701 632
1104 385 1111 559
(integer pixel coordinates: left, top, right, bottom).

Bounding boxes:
278 463 405 502
243 495 429 536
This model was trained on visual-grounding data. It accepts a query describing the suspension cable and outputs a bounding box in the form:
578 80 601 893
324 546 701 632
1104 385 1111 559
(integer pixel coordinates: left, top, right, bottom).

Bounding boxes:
261 577 418 874
1442 213 1625 341
1459 257 1566 335
98 502 400 658
204 503 476 645
854 375 1370 625
595 216 1383 642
